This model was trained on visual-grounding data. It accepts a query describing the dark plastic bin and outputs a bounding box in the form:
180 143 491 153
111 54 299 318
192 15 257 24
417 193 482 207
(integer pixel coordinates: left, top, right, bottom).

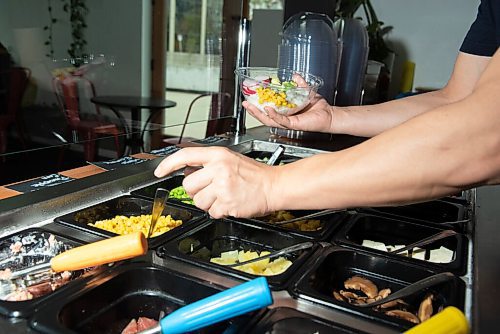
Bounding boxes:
248 307 368 333
0 228 109 318
359 199 468 232
156 219 317 290
332 213 468 275
54 195 205 248
29 262 261 334
244 210 349 241
290 247 465 331
131 175 202 212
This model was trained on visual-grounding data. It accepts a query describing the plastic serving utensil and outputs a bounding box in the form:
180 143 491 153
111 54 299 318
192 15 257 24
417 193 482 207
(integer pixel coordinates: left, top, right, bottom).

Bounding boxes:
7 232 148 280
138 276 273 334
357 272 455 308
147 188 169 238
390 229 457 255
226 241 314 268
271 209 345 226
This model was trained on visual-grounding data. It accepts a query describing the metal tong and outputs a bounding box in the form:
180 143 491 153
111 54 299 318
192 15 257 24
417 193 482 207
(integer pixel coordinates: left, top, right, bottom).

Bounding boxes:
270 209 345 226
266 145 286 166
357 272 455 308
146 188 169 239
390 229 457 255
226 241 314 268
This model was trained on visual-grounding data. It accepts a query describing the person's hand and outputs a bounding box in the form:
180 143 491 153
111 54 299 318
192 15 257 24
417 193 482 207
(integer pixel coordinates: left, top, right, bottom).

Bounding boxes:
244 73 335 133
154 147 277 219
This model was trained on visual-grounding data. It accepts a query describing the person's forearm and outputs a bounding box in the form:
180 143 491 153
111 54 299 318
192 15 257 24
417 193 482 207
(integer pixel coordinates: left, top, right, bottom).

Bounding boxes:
331 89 457 137
270 88 500 211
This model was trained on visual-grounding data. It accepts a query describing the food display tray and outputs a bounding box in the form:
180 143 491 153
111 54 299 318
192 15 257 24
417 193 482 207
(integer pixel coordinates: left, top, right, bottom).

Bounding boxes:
29 262 260 334
358 199 468 232
332 213 468 275
54 195 205 248
243 149 300 164
131 174 202 212
156 218 317 290
247 307 368 334
289 246 465 332
0 228 109 318
244 209 349 240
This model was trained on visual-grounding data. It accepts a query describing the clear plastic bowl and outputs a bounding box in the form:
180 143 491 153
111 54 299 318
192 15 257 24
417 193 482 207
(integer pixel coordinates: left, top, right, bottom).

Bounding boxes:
235 67 323 115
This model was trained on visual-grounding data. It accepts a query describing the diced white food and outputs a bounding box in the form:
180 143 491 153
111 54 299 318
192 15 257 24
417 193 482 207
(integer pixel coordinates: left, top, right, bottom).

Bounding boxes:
362 240 387 252
429 246 454 263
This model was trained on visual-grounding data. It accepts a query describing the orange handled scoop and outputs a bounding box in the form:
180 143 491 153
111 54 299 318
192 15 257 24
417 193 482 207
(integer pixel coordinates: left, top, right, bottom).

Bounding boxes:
10 232 148 279
51 231 148 272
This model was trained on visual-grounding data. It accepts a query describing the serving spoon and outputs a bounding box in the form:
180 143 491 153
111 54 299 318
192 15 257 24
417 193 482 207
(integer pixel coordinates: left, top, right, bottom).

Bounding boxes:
146 188 169 239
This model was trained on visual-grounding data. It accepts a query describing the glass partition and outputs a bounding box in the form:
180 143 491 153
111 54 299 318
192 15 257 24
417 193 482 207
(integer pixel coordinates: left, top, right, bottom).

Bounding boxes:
0 0 254 187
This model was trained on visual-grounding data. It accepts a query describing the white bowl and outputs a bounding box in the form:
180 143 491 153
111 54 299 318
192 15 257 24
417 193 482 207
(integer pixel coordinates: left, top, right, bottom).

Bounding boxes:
235 67 323 115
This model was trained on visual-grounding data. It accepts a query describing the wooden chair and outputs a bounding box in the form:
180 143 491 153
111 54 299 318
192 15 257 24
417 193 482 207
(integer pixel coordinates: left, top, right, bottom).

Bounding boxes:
52 75 125 162
162 92 232 146
0 67 30 155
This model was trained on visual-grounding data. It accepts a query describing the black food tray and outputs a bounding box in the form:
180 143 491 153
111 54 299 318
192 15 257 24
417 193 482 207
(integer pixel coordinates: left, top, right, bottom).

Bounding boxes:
359 199 468 232
332 213 468 275
0 228 108 318
290 246 465 331
29 262 260 334
244 209 349 240
248 307 368 333
156 218 317 290
131 175 202 211
54 195 205 248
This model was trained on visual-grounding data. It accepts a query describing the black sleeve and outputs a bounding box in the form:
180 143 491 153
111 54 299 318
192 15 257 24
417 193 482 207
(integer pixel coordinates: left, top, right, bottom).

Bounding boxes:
460 0 498 56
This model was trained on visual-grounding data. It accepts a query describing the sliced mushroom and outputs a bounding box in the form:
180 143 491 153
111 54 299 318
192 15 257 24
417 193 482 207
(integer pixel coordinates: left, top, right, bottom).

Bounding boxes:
378 288 391 299
385 310 420 324
418 293 434 322
339 289 366 301
333 290 347 302
344 276 379 298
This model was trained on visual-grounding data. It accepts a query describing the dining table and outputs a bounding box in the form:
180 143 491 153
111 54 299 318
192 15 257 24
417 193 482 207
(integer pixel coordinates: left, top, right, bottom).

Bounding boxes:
91 95 177 154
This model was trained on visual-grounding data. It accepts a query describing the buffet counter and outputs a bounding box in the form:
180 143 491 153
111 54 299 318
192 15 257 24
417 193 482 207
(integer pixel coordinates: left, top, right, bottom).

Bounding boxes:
0 126 495 333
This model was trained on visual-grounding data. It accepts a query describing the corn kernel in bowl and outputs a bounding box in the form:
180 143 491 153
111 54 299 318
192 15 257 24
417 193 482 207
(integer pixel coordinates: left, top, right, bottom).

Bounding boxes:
90 214 183 238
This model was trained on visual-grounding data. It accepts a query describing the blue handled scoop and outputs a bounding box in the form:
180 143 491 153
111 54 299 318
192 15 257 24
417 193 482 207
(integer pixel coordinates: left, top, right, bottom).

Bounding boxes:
138 277 272 334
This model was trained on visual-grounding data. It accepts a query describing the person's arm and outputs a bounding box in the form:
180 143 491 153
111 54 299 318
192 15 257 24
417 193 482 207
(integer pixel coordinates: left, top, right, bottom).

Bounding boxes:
155 50 500 218
269 50 500 211
246 52 490 137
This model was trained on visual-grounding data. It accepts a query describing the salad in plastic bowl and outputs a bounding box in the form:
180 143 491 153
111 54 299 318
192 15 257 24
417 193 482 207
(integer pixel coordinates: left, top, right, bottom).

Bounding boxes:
235 67 323 115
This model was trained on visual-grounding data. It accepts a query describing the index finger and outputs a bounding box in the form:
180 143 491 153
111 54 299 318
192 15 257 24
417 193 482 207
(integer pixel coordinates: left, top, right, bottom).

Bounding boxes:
154 147 218 178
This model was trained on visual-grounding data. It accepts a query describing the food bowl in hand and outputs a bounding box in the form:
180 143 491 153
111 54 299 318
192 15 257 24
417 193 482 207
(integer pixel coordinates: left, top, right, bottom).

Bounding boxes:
235 67 323 115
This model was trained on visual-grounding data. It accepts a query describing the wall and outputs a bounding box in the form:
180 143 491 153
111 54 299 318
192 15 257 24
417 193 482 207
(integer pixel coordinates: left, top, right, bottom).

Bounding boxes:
369 0 479 94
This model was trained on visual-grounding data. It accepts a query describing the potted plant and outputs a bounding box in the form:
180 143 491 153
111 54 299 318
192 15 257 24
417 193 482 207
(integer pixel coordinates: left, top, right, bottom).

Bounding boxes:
335 0 393 64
